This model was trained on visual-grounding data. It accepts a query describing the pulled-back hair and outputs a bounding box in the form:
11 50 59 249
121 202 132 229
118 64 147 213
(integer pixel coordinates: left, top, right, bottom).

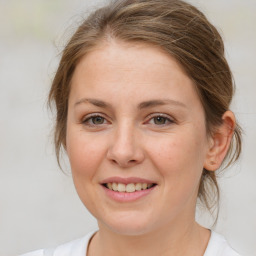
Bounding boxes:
49 0 242 215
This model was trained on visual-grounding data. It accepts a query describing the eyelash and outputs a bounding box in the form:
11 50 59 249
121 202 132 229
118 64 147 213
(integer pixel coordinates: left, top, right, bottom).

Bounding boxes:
81 113 174 128
146 113 174 126
82 113 108 127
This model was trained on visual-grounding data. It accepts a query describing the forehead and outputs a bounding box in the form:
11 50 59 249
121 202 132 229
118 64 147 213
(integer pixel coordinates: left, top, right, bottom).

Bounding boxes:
76 40 189 75
69 40 201 109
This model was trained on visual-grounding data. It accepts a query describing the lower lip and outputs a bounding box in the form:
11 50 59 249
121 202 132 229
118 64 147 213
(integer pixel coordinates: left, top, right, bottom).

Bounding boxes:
102 185 156 202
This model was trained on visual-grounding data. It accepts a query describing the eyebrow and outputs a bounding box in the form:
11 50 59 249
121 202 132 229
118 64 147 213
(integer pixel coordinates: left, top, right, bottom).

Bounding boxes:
75 98 111 108
138 99 187 109
74 98 187 109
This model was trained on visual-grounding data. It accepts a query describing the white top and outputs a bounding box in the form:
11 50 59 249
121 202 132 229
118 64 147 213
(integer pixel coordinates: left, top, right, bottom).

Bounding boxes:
20 231 241 256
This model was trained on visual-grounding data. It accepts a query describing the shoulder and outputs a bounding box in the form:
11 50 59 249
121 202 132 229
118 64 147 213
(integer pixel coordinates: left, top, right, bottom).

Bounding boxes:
204 231 241 256
19 231 96 256
19 250 44 256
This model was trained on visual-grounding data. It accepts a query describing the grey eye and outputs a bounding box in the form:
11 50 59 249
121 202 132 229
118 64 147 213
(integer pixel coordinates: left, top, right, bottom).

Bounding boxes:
153 116 167 125
91 116 105 124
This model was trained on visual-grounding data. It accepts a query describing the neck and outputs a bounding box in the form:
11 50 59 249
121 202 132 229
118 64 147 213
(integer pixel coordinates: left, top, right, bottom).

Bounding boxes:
88 221 210 256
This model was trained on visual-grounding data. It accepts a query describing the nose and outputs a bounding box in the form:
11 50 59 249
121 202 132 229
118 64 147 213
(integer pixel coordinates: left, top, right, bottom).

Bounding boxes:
106 123 145 168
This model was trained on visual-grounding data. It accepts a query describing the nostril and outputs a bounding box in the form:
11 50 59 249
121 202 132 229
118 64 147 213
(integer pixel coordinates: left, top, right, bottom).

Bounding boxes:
111 159 134 166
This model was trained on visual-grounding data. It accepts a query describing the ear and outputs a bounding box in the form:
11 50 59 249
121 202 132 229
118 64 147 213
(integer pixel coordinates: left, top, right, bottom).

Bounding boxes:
204 111 236 171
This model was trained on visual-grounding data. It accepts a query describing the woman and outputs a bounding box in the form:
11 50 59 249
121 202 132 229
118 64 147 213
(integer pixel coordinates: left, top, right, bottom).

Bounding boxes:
21 0 242 255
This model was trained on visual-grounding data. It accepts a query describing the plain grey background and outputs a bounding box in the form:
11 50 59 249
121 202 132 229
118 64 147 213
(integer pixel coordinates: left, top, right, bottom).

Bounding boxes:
0 0 255 255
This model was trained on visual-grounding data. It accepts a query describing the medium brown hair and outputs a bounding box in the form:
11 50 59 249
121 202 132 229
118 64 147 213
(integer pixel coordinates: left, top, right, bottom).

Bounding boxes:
49 0 242 214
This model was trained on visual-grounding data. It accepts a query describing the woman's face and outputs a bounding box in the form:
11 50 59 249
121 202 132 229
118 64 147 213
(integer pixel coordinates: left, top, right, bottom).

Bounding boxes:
66 41 212 235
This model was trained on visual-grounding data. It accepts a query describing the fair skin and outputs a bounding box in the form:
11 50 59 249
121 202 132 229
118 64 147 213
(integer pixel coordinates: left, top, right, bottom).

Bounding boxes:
66 40 235 256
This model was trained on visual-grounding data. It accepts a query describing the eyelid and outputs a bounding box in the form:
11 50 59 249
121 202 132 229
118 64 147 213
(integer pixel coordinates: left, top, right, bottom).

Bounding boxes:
81 112 175 126
145 113 175 125
82 113 110 126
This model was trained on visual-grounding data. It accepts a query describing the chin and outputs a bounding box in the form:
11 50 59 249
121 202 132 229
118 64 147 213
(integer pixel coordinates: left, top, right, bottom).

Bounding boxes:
97 211 158 236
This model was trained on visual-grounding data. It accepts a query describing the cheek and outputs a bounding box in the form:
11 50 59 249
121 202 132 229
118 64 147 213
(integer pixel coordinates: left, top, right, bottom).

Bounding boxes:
66 129 105 177
66 130 106 211
147 128 207 179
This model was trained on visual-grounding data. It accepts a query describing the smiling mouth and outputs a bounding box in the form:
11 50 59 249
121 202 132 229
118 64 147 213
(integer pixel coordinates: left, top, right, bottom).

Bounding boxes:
103 183 157 193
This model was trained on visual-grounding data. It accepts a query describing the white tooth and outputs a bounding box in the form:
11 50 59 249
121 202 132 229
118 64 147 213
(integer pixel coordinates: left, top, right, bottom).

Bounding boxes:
126 183 135 193
135 183 142 191
117 183 126 192
142 183 147 190
147 183 153 189
107 183 112 190
112 183 118 191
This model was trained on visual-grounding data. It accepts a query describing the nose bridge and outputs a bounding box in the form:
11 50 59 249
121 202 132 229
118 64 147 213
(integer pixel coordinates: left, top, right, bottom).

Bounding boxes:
107 119 144 167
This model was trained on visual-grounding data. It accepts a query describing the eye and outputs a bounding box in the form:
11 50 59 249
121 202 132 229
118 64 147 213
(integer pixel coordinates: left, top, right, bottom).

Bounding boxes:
153 116 168 125
147 114 174 126
82 114 108 126
90 116 105 125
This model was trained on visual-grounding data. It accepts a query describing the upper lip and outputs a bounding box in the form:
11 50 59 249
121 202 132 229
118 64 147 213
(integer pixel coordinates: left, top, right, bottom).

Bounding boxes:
101 176 157 185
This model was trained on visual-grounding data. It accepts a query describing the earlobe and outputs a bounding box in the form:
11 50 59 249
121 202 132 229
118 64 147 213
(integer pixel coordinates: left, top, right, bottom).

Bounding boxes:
204 111 236 171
